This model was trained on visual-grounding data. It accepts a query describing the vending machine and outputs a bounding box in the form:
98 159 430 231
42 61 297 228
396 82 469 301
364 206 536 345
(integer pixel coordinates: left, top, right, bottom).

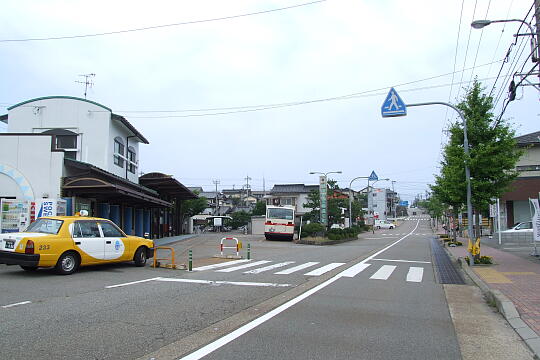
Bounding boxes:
0 199 30 233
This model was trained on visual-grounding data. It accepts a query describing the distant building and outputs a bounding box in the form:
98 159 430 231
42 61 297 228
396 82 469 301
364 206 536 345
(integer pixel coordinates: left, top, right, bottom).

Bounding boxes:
265 184 319 216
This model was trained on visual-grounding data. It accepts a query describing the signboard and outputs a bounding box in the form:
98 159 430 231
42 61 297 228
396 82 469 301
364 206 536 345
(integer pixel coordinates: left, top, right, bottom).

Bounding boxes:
368 171 378 182
399 200 409 207
381 88 407 117
319 176 328 226
213 217 222 227
489 203 497 218
530 198 540 242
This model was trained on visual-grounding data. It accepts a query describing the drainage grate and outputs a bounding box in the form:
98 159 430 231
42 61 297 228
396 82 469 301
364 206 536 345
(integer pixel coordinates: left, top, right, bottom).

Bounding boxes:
431 238 465 284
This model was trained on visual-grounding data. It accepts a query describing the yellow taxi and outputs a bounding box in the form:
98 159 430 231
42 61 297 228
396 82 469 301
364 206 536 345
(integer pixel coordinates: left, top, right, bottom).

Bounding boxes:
0 214 154 275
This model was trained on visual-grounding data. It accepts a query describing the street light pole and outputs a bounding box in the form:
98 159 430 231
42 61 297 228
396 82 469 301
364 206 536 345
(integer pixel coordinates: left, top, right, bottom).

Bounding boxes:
406 102 474 261
348 176 369 228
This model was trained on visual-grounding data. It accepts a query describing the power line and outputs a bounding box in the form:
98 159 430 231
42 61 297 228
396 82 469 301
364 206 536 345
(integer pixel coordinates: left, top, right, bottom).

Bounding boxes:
0 0 328 43
454 0 478 102
467 0 492 85
485 0 515 79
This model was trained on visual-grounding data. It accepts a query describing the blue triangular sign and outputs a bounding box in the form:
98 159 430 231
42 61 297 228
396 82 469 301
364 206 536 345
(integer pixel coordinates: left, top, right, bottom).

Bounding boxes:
368 171 378 181
381 87 407 117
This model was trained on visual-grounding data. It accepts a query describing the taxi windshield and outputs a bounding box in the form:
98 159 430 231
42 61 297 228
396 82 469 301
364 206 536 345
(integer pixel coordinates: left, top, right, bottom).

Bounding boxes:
25 218 63 234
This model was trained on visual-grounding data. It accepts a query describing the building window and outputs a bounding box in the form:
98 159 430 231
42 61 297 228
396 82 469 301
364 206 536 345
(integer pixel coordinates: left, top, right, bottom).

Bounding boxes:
127 146 137 174
517 165 540 172
42 129 78 160
114 137 125 168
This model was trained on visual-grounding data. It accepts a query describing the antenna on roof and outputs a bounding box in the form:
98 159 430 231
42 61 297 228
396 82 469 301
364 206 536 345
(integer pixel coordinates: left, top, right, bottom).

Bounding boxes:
75 73 95 99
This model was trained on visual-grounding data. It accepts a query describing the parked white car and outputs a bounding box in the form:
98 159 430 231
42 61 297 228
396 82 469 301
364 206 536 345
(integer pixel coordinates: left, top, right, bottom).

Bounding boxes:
502 221 533 233
375 220 395 230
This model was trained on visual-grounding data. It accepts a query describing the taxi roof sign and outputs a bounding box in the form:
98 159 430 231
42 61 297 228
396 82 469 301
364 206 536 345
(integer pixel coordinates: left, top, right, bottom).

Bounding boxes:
381 88 407 117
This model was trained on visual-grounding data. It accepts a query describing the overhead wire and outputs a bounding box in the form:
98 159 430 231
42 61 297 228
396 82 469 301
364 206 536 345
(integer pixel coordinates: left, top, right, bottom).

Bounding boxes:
467 0 492 86
485 0 515 79
0 0 328 43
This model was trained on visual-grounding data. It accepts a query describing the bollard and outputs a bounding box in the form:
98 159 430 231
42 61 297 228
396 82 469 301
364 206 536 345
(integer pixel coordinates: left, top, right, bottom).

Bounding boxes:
188 249 192 272
247 243 251 260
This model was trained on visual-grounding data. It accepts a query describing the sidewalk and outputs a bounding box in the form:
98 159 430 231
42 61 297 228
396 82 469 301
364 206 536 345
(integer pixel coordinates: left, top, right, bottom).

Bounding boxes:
447 237 540 338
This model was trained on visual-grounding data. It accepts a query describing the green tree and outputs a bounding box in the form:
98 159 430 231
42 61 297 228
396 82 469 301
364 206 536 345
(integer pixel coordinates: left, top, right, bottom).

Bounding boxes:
433 80 522 240
179 192 208 233
229 211 251 229
252 201 266 216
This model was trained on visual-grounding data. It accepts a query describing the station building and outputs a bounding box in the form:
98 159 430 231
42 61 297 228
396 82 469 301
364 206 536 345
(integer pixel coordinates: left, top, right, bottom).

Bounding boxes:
0 96 196 237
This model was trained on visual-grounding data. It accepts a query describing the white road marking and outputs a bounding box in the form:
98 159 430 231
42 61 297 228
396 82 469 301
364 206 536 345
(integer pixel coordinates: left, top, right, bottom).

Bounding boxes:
244 261 295 274
178 221 421 360
216 260 272 273
2 301 31 309
156 278 290 287
372 258 431 264
192 259 250 271
304 263 345 276
340 263 371 278
370 265 397 280
275 262 319 275
406 267 424 283
105 277 161 289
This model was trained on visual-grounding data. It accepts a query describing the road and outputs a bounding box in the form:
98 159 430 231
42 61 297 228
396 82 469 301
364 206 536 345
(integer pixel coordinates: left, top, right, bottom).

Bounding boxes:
0 215 461 360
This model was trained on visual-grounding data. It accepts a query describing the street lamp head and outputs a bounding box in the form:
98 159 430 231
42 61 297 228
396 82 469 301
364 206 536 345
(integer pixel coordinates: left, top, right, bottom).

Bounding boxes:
471 20 492 29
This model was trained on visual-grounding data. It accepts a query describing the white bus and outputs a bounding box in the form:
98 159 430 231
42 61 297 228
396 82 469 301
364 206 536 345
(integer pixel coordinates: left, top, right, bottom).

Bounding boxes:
265 205 295 240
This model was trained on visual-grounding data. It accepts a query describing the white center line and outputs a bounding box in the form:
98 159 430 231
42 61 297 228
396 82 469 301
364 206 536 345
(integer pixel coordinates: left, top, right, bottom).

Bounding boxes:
275 262 319 275
244 262 295 274
105 277 161 289
372 258 431 264
2 301 31 309
156 278 291 288
216 260 272 273
192 259 250 271
340 263 371 278
370 265 397 280
304 263 345 276
406 267 424 283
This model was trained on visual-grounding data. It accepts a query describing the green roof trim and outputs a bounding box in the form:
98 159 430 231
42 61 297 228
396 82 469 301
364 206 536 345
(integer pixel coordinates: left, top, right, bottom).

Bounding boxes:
7 96 112 112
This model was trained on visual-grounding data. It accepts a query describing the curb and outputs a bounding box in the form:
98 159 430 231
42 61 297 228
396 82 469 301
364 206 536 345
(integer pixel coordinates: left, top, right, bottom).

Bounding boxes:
443 241 540 359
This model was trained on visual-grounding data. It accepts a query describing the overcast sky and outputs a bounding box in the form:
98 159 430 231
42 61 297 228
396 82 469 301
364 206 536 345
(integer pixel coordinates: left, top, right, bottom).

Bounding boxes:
1 0 539 202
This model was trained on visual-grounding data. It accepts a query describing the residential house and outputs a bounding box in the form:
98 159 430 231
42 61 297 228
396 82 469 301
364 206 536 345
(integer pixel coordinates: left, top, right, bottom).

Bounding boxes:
265 184 319 216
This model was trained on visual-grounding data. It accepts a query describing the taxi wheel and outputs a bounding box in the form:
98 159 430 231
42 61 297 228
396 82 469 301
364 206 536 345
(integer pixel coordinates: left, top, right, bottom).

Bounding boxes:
55 251 80 275
20 265 38 271
134 247 147 267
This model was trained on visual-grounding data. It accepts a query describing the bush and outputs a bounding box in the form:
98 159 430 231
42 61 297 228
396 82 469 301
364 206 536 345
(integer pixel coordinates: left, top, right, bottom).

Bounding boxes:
301 223 325 238
327 227 359 240
464 256 493 265
447 241 462 246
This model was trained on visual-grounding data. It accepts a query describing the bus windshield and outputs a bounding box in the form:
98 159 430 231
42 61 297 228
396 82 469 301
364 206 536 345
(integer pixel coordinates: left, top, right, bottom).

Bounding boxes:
267 208 294 220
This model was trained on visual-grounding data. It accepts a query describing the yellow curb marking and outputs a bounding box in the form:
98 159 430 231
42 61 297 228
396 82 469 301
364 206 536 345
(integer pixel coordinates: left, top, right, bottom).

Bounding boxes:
474 268 512 284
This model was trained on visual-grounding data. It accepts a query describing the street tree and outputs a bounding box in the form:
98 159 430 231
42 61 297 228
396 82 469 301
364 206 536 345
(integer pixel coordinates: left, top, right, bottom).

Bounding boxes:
433 80 522 240
179 192 208 233
252 201 266 216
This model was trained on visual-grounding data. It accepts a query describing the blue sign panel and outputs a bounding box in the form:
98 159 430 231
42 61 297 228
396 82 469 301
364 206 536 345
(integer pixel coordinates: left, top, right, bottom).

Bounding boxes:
368 171 378 181
399 201 409 207
381 88 407 117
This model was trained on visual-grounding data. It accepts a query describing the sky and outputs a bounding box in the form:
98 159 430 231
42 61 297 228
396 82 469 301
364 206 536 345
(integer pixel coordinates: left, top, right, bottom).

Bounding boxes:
1 0 539 203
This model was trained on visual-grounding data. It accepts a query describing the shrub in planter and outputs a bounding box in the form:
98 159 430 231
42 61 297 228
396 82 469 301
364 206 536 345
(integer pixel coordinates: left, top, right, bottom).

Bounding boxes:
464 256 493 265
301 223 325 238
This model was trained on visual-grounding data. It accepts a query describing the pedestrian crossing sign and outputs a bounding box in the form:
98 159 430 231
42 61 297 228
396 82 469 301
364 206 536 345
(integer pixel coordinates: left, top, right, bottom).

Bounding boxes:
381 87 407 117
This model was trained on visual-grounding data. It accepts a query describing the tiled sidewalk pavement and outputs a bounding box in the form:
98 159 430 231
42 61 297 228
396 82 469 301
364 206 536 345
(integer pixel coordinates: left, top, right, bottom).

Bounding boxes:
447 240 540 336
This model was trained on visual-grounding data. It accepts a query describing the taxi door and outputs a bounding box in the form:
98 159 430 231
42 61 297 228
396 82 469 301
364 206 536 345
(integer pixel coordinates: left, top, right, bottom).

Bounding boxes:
99 221 128 260
72 220 105 262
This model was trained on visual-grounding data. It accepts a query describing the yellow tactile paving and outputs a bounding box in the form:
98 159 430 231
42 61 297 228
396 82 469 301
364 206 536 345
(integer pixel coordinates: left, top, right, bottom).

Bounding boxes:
474 268 512 283
501 272 537 276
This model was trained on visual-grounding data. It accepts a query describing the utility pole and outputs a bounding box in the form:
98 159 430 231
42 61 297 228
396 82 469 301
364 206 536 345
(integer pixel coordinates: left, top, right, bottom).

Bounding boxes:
244 175 252 201
391 181 397 220
213 180 220 215
263 176 266 197
536 0 540 86
75 73 95 99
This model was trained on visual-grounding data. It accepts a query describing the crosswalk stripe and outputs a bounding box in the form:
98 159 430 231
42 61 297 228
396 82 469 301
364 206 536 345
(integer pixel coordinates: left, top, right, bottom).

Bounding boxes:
193 259 250 271
340 263 371 278
304 263 345 276
216 260 271 273
244 262 296 274
274 262 319 275
370 265 396 280
406 267 424 282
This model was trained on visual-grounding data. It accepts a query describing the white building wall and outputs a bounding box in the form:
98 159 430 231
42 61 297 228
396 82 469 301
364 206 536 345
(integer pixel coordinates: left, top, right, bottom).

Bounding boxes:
0 135 64 200
108 119 140 183
7 97 110 169
516 146 540 177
